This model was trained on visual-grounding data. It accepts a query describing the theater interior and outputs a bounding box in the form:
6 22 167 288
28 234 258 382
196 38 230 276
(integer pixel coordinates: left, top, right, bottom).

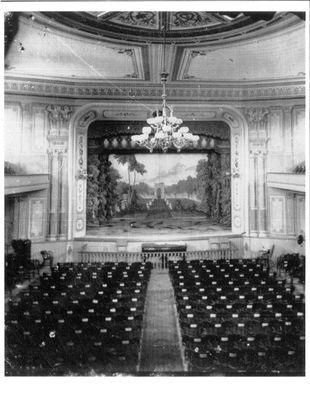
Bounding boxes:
4 10 306 377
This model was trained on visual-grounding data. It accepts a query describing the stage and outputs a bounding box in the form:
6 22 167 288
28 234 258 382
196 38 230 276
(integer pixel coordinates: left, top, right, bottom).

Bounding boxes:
75 229 244 256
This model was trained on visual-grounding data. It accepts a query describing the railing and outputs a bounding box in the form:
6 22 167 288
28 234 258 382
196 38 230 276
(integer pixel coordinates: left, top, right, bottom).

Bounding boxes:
79 247 238 270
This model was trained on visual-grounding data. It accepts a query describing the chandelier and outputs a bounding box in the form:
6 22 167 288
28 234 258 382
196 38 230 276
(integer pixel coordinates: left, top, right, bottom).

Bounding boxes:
131 20 199 152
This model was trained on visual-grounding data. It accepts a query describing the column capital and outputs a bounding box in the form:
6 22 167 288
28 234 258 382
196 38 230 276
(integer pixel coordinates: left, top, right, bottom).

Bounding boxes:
46 104 73 135
245 107 269 131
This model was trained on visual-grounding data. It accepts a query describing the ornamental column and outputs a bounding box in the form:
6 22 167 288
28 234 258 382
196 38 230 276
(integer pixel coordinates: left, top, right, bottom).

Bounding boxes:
283 106 294 169
57 148 68 239
46 105 72 241
246 108 269 236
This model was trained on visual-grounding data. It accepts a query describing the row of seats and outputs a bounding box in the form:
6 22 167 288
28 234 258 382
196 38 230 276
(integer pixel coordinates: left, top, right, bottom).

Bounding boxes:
169 258 305 376
277 253 305 284
5 261 152 376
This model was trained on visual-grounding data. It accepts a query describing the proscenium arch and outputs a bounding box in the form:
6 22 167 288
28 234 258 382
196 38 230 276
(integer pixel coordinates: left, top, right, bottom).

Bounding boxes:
68 103 249 240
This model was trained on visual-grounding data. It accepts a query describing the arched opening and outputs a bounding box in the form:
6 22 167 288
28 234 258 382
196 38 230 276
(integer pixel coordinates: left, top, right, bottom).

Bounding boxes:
68 103 248 240
85 119 232 238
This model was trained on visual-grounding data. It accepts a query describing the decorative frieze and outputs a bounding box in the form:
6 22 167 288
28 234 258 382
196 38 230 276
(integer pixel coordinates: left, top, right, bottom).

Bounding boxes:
5 78 305 101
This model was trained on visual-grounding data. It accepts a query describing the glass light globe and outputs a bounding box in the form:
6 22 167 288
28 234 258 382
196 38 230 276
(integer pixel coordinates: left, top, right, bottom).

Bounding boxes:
168 116 177 125
155 131 165 139
154 116 163 124
162 124 172 133
142 126 152 135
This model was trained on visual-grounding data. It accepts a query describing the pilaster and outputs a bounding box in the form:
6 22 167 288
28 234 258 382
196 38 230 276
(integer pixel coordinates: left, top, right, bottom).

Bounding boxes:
246 107 269 237
46 104 72 240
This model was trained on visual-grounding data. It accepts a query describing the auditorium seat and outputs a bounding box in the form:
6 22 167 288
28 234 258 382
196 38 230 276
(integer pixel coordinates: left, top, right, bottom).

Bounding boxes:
169 257 304 376
5 261 152 375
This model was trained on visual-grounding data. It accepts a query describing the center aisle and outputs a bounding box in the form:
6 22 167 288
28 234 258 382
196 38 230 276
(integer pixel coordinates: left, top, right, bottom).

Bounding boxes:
139 269 184 373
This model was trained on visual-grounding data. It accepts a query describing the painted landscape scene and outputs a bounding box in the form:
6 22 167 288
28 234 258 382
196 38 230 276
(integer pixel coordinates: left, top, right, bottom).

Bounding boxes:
86 153 231 236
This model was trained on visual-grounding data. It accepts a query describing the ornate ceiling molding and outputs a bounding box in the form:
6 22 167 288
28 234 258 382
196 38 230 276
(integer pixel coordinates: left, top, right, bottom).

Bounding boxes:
37 12 302 45
5 77 305 102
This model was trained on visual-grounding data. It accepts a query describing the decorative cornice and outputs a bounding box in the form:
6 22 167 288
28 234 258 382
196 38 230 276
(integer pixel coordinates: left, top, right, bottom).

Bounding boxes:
4 77 305 101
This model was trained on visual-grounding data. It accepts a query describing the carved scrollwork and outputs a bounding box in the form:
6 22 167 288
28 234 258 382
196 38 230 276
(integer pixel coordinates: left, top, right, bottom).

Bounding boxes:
103 111 139 119
113 12 157 28
115 48 134 57
78 110 98 128
76 219 84 231
222 112 239 128
231 134 241 178
191 50 207 58
76 169 88 180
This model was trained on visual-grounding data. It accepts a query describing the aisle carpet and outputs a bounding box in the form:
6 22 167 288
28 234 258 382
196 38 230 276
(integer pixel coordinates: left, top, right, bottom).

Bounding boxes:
139 269 184 373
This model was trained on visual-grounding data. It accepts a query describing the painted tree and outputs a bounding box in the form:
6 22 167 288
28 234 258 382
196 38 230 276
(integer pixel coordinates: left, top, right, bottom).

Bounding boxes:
195 152 230 224
86 154 100 223
97 154 121 224
219 153 231 226
114 154 146 205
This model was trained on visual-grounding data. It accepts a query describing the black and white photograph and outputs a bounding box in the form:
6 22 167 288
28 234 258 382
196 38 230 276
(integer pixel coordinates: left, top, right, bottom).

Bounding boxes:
2 1 308 387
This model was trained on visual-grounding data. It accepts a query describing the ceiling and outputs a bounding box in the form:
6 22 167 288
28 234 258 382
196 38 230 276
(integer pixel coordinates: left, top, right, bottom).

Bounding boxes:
4 11 305 84
41 11 262 41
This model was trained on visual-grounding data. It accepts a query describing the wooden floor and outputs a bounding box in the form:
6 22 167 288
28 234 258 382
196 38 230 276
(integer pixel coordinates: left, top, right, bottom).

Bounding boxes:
139 269 184 373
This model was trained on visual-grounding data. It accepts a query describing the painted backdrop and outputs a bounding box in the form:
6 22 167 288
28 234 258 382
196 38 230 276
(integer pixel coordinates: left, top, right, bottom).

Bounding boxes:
86 153 231 235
